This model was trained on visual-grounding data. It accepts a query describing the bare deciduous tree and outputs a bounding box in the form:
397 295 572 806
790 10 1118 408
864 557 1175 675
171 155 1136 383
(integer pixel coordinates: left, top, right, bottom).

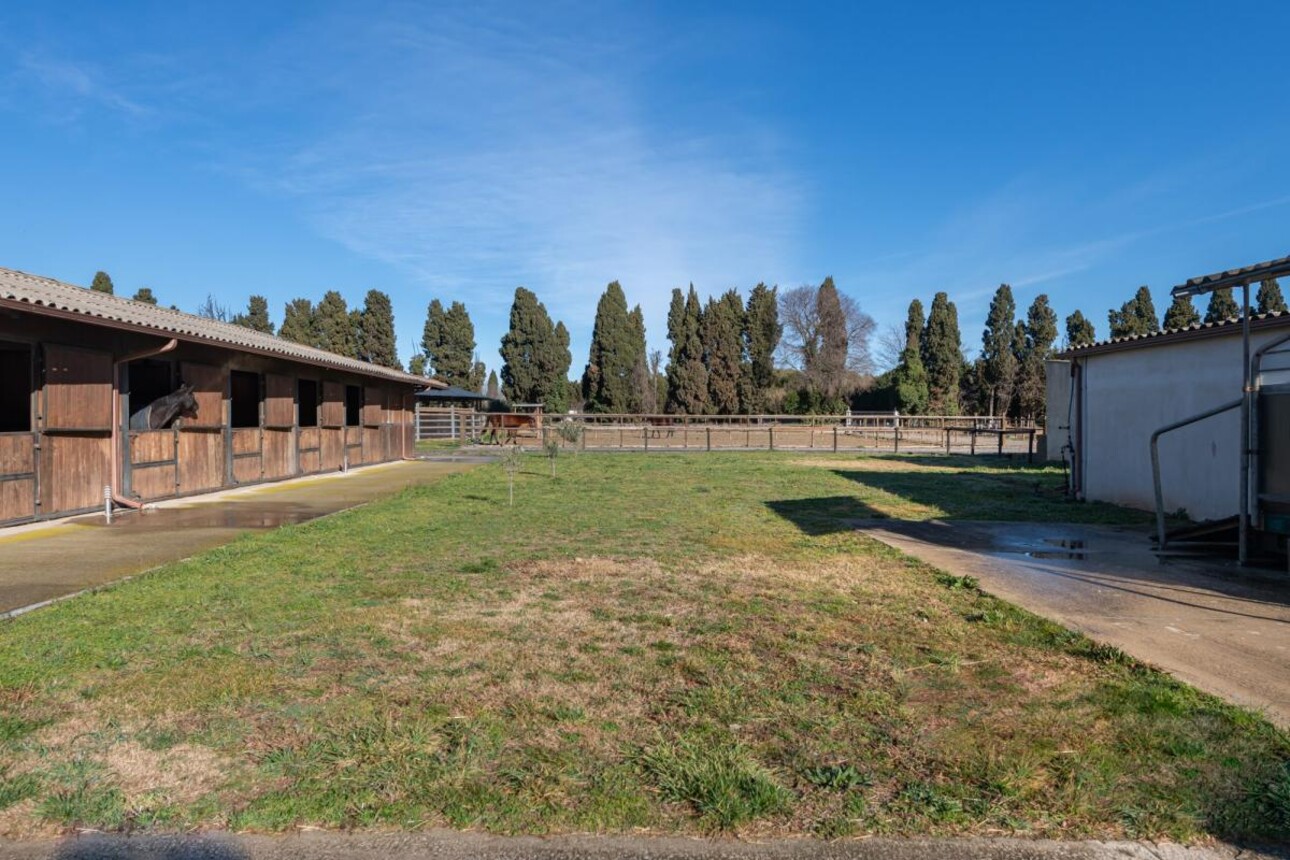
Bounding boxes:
776 282 876 397
875 323 906 373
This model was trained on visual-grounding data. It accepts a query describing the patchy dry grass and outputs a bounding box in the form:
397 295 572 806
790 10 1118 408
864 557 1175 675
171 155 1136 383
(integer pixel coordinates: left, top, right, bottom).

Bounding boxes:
0 453 1284 842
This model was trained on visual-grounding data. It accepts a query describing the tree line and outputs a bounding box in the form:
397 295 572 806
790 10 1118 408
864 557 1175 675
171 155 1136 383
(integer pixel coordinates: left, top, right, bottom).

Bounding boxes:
86 266 1289 418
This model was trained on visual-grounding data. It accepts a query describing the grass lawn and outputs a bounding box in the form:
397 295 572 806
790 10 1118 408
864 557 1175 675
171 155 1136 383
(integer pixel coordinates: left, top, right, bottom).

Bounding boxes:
0 453 1285 842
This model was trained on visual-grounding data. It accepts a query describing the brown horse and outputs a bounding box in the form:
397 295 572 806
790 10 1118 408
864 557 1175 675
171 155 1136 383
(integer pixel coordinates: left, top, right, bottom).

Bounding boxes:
129 384 199 431
482 412 538 445
643 415 676 439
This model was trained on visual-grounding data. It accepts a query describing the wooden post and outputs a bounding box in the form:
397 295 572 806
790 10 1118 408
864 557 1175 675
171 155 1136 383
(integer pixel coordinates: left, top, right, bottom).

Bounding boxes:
643 425 648 452
970 431 976 456
944 428 951 454
1027 429 1035 464
997 431 1004 457
706 426 711 452
833 425 838 452
768 426 774 451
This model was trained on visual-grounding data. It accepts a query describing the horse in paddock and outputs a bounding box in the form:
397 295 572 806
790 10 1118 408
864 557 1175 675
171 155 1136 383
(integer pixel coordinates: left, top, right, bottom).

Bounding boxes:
129 383 199 431
643 415 676 439
482 412 539 445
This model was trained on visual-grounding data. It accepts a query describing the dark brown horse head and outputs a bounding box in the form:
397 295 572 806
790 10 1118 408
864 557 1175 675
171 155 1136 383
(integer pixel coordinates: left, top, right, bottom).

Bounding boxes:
172 383 199 422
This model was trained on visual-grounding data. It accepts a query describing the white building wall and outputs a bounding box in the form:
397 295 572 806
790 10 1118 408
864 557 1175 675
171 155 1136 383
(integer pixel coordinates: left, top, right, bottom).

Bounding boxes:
1077 328 1290 522
1043 359 1072 462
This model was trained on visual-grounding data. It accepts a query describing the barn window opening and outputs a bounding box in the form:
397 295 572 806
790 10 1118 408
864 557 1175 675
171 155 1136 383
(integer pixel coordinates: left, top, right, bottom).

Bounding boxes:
0 342 32 432
127 359 175 427
298 379 319 427
345 385 362 427
230 371 261 429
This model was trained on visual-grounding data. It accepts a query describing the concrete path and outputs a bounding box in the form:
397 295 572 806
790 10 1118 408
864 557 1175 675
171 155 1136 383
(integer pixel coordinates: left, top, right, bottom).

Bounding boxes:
0 458 488 617
857 520 1290 727
0 833 1281 860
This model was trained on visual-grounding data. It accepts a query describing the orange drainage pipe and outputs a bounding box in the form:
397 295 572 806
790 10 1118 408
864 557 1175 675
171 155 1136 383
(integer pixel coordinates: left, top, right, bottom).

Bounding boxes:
109 338 178 515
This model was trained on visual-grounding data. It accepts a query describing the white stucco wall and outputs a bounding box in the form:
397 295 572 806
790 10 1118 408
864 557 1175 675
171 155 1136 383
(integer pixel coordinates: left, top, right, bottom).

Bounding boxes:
1074 327 1290 522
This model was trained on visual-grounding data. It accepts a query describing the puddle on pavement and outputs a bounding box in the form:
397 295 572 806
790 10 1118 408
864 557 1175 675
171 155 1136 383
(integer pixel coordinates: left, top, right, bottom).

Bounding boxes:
87 503 323 531
1025 550 1088 561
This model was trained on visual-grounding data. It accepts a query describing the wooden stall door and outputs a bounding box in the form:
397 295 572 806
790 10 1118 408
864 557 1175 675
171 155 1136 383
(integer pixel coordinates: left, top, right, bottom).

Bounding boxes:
41 345 112 515
320 382 344 471
178 362 226 494
0 434 37 523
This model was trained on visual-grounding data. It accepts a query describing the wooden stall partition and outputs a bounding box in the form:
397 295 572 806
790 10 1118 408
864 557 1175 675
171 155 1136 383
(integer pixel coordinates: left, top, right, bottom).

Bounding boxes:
362 428 382 463
264 374 295 428
363 386 383 427
344 425 363 466
179 363 225 428
43 345 113 431
298 426 321 474
231 428 263 484
41 345 113 516
41 435 110 513
262 429 294 479
320 428 344 471
0 433 36 523
321 382 344 428
128 429 178 501
178 431 225 494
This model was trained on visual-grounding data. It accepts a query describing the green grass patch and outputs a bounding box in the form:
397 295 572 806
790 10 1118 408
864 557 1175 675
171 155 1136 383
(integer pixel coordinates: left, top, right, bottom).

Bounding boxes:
0 452 1283 841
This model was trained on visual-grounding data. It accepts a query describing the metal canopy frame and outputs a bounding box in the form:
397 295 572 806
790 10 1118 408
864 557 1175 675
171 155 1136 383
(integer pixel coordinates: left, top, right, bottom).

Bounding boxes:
1168 254 1290 565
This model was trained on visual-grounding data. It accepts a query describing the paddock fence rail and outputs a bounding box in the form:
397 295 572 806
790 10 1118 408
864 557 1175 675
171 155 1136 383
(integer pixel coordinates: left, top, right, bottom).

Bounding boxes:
417 406 1042 459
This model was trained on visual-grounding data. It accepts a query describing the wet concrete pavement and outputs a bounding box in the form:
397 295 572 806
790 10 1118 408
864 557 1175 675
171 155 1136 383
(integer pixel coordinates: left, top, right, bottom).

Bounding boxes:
0 458 488 617
857 520 1290 727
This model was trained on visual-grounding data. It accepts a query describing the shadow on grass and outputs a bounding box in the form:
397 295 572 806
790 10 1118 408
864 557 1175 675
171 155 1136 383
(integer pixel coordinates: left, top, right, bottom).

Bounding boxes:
764 497 885 535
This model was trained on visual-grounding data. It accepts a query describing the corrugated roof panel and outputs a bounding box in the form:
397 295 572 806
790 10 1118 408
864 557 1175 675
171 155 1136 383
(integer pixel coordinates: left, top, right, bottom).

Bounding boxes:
0 267 439 386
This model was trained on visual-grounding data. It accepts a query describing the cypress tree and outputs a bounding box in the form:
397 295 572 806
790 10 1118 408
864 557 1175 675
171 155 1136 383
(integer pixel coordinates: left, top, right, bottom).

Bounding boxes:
667 285 710 414
704 290 745 414
1065 310 1095 348
891 298 930 414
582 282 642 412
232 295 274 333
314 291 356 356
499 287 570 409
1204 287 1240 323
90 271 114 294
487 370 501 401
279 299 316 345
922 292 961 414
1016 294 1057 422
408 354 428 377
1257 278 1287 315
131 287 157 305
359 289 399 367
981 284 1018 418
811 277 849 402
422 299 479 387
742 283 780 414
664 289 687 413
1162 294 1200 331
1108 286 1159 338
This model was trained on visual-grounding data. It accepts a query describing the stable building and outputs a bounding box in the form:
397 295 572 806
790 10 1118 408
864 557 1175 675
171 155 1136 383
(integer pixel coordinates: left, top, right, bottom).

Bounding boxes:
0 267 439 527
1048 256 1290 562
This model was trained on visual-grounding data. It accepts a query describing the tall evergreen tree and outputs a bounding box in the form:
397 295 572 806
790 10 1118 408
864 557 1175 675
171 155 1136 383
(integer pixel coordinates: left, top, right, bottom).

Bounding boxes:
1162 294 1200 331
1257 278 1287 315
666 285 710 414
811 277 849 401
499 287 570 409
628 306 651 412
358 289 399 367
232 295 275 334
422 299 480 387
1065 310 1096 348
90 271 114 294
1107 286 1159 338
582 282 643 412
315 291 356 356
408 354 428 377
921 292 962 414
1016 294 1057 422
704 290 745 414
742 283 780 414
981 284 1019 417
1204 287 1240 323
486 369 501 401
891 298 929 414
279 299 316 345
131 287 157 305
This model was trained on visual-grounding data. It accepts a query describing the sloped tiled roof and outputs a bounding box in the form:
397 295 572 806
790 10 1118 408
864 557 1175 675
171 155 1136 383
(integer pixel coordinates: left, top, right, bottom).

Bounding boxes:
0 267 438 386
1058 309 1290 358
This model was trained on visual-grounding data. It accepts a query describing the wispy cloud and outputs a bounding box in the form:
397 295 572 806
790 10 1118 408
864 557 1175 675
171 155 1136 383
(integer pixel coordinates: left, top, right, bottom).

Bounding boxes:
237 6 803 351
14 53 149 118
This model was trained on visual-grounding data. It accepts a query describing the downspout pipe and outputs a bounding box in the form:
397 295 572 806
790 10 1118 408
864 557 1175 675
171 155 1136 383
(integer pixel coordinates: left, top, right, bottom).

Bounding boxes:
110 338 178 512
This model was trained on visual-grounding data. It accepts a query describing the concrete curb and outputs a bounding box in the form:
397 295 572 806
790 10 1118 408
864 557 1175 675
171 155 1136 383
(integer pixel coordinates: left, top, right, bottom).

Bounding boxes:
0 833 1282 860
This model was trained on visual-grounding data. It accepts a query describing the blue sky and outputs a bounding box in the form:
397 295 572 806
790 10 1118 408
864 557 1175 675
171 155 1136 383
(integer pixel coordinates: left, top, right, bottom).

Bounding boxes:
2 1 1288 374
